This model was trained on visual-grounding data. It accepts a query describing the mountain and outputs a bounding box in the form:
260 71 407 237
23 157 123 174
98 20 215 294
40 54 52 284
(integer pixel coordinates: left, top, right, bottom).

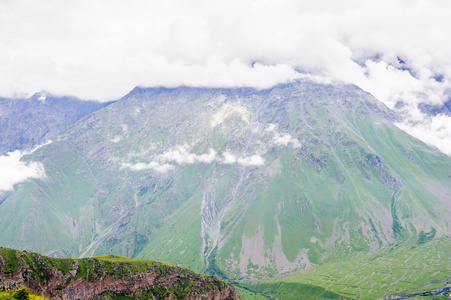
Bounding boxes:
419 98 451 116
0 80 450 297
0 92 112 155
0 247 240 300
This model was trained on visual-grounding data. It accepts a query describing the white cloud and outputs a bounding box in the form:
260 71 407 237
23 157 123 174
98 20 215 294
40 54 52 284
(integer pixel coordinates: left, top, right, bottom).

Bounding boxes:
160 147 217 164
266 124 302 148
266 124 277 132
237 155 265 166
111 124 128 143
1 0 449 103
121 162 174 173
122 146 265 172
0 150 46 192
274 134 299 148
110 136 123 143
221 151 264 166
222 152 237 164
1 0 451 154
396 114 451 156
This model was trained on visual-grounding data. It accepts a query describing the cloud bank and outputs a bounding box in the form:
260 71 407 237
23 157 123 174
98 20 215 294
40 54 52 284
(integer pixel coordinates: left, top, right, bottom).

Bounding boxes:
0 150 46 192
2 0 450 103
1 0 451 154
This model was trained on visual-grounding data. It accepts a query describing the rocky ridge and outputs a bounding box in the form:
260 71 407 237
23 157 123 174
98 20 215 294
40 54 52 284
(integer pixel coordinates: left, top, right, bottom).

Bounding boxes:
0 248 240 300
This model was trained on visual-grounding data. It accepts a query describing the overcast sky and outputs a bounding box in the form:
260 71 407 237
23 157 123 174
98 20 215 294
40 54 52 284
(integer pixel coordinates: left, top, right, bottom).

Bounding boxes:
1 0 450 155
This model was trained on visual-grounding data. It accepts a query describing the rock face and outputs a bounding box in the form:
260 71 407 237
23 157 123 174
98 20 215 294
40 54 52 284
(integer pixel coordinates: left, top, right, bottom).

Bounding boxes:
0 248 240 300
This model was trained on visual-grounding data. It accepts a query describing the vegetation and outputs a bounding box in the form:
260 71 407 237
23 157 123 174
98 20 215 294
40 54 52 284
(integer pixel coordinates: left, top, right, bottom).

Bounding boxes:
0 287 48 300
255 237 451 299
418 228 436 245
0 249 239 300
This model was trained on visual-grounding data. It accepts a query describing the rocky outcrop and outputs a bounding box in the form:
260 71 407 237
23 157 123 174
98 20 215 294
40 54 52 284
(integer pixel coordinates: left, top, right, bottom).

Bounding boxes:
0 248 240 300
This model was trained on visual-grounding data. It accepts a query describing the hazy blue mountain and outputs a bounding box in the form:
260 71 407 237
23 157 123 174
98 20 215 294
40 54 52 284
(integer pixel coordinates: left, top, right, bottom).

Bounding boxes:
0 81 450 298
419 98 451 116
0 92 113 154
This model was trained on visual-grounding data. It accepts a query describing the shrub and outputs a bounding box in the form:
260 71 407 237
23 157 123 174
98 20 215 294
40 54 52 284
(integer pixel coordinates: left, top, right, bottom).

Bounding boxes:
11 287 30 300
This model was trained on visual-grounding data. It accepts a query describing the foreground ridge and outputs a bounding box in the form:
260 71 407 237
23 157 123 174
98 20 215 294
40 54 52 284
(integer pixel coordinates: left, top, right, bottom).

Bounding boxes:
0 248 240 300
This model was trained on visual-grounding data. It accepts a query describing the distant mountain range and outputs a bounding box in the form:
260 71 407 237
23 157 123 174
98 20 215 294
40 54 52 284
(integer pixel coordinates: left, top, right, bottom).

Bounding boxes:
0 80 450 299
0 92 112 155
419 98 451 116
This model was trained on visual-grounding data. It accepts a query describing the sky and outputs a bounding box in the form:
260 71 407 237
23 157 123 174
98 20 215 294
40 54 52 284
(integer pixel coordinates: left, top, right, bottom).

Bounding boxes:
0 0 451 155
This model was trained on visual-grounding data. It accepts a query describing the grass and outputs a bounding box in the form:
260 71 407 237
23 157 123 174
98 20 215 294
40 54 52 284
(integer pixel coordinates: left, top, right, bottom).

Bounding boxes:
249 282 347 300
258 237 451 299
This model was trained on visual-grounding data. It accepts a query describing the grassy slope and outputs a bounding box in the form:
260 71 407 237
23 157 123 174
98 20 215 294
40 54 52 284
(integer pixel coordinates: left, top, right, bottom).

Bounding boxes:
257 237 451 299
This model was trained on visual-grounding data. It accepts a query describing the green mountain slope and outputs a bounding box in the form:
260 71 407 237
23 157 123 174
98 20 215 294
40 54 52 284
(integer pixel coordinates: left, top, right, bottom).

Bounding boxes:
254 236 451 299
0 81 450 297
